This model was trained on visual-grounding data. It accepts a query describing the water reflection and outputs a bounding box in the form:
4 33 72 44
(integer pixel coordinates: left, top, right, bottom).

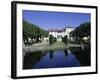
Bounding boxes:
23 51 46 69
32 50 80 68
64 49 68 57
49 50 54 59
69 46 91 66
23 47 90 69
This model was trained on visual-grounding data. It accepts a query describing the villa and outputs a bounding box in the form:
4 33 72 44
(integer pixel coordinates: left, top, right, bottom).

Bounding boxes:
45 27 74 42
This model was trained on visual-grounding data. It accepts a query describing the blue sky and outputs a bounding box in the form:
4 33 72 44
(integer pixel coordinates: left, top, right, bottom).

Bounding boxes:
23 10 90 30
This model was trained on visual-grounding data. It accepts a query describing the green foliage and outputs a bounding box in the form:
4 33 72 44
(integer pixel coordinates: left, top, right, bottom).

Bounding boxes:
49 35 55 45
54 37 57 42
69 22 91 42
62 37 64 43
23 20 49 45
62 35 68 45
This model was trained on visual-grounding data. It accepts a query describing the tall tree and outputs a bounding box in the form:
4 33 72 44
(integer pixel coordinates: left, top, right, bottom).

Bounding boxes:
69 22 91 42
49 35 54 45
23 20 49 45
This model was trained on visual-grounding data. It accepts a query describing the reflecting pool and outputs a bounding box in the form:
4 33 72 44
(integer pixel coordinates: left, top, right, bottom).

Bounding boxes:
23 47 90 69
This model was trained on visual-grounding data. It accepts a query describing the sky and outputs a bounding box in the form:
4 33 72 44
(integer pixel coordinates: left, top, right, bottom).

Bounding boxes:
23 10 90 30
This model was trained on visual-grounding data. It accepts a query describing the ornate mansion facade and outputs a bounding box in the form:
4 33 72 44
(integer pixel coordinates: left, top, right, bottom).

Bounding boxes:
48 27 74 42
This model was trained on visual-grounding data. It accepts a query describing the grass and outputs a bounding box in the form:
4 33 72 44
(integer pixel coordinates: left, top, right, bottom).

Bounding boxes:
24 41 82 53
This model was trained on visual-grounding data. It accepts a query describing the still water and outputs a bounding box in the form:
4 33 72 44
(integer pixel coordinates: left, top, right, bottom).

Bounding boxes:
23 47 90 69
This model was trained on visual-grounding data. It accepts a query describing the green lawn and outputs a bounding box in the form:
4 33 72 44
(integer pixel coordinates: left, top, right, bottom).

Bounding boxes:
24 42 82 52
